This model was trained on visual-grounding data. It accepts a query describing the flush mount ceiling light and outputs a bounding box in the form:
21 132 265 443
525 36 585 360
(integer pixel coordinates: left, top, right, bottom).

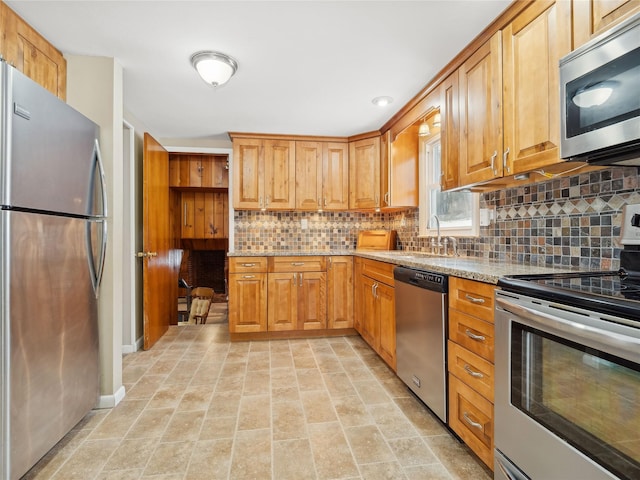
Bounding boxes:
372 96 393 107
191 51 238 87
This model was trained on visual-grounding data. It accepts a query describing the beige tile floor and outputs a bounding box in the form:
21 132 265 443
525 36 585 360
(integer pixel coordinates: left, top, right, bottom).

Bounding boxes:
23 305 492 480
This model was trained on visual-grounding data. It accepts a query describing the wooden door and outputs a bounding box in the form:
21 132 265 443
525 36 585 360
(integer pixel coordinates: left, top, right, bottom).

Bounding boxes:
323 142 349 210
349 136 381 209
142 133 180 349
233 138 263 209
327 256 353 329
229 273 267 333
502 0 571 175
377 282 396 371
573 0 640 48
296 141 323 210
297 272 326 330
267 272 297 331
459 31 503 186
440 70 460 191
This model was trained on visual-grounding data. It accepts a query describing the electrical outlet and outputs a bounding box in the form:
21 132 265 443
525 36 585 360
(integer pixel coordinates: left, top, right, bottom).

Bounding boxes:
301 218 308 230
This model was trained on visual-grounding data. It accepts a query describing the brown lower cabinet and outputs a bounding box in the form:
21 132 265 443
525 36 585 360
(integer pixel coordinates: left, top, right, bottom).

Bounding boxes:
447 276 496 470
228 255 353 338
354 257 396 371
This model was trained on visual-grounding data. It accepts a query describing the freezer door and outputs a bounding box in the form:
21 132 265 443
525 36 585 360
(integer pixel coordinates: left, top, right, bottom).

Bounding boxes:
1 210 99 479
1 63 101 217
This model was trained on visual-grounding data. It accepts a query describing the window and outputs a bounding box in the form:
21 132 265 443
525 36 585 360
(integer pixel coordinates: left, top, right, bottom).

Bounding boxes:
419 133 479 237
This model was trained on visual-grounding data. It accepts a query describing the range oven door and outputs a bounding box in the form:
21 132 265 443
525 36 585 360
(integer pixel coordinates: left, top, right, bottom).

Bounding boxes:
495 291 640 480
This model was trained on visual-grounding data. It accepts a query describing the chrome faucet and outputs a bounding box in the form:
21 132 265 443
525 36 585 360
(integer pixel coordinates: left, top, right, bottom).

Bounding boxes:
431 214 441 254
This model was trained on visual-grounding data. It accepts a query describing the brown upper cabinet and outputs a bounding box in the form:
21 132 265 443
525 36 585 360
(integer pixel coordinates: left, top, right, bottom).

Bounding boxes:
0 3 66 100
573 0 640 48
232 137 296 210
440 71 460 191
380 125 419 209
169 153 229 188
295 141 349 211
458 0 572 187
349 135 381 210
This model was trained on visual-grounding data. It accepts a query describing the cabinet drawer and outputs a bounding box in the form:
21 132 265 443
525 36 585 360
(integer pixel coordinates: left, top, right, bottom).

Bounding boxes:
268 256 326 272
449 277 495 322
359 258 395 286
449 309 494 362
448 375 494 469
447 341 494 402
229 257 268 273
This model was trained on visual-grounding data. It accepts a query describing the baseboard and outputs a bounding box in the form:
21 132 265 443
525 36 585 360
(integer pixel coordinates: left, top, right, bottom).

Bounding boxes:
122 336 144 354
96 385 126 409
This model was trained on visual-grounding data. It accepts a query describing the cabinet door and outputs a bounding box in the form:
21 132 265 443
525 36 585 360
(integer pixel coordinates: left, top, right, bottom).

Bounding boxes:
211 155 230 188
573 0 640 48
1 4 67 100
327 256 354 329
388 124 419 208
360 276 379 349
296 141 323 210
377 282 396 371
267 272 297 331
297 272 327 330
440 70 460 191
229 273 267 333
502 0 572 176
264 139 295 210
323 142 349 210
233 138 264 209
181 191 195 238
349 136 381 209
459 31 503 186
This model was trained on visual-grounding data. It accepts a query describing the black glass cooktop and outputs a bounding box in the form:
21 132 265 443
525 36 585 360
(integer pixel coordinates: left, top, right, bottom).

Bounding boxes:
498 270 640 322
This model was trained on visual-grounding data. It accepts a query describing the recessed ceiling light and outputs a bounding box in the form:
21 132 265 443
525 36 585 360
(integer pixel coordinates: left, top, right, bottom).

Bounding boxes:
372 96 393 107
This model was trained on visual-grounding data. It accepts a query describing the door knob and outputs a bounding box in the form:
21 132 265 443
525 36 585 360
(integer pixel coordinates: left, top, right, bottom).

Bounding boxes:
136 251 158 258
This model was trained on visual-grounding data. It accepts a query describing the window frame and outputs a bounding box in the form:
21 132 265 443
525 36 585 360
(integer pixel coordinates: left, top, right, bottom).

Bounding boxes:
418 133 480 237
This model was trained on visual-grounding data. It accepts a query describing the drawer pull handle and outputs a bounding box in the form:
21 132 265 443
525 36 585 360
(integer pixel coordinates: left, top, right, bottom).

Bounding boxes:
465 294 485 304
464 364 484 378
242 275 255 279
463 412 483 431
291 262 305 266
241 263 256 267
465 329 486 342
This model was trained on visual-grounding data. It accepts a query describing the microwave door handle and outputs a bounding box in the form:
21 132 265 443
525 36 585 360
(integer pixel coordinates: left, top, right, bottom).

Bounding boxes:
496 297 640 362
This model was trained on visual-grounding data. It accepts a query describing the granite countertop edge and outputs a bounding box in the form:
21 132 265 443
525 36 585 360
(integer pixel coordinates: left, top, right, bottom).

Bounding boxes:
228 250 584 284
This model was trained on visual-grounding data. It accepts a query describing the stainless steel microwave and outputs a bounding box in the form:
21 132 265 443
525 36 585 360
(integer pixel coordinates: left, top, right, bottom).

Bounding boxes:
560 12 640 166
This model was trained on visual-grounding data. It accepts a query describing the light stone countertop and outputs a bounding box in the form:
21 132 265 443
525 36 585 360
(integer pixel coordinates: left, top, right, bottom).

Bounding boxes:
229 250 585 284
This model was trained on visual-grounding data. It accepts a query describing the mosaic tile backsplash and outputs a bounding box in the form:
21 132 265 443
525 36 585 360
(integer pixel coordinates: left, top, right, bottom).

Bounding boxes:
234 166 640 270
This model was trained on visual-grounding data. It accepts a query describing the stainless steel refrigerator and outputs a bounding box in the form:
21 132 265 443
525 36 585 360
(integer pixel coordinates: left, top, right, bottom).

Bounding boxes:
0 61 107 479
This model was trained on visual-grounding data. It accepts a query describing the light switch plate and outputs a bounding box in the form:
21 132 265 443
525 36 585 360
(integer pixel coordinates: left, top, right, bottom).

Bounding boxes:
620 204 640 245
301 218 308 230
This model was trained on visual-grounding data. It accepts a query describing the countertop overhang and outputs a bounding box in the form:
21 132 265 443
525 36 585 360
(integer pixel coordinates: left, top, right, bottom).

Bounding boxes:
228 250 585 284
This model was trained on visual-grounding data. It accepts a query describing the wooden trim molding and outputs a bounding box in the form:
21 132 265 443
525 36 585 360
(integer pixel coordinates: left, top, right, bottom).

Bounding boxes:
228 131 349 143
380 0 533 135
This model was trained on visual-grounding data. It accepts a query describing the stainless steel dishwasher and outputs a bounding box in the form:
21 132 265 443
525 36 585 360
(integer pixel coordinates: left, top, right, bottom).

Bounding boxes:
394 266 448 423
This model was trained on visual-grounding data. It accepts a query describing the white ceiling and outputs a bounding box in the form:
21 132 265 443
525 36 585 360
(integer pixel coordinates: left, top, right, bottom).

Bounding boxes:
7 1 511 142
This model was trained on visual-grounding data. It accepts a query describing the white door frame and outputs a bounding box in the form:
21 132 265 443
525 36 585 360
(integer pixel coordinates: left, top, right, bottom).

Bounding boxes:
122 120 138 353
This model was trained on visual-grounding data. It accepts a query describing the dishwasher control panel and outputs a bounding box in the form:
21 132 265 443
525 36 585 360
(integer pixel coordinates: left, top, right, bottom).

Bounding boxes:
393 266 447 293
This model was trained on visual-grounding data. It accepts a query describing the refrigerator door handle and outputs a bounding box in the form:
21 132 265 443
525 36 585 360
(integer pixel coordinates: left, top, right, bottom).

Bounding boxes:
87 139 108 296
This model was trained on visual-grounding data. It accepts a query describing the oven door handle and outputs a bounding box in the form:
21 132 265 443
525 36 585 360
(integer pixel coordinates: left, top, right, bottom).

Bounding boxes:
497 296 640 361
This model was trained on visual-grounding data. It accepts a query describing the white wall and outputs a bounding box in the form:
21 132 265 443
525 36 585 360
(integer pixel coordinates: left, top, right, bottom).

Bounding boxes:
65 55 125 408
